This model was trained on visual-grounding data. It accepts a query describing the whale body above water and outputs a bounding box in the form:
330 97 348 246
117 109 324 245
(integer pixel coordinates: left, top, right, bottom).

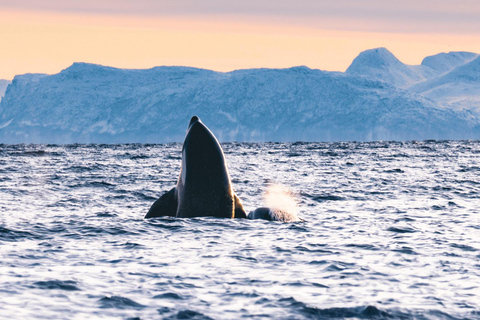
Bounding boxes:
145 116 299 222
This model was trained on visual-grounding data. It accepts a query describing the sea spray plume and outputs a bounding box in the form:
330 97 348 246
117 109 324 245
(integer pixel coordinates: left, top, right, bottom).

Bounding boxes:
265 184 300 219
248 184 302 222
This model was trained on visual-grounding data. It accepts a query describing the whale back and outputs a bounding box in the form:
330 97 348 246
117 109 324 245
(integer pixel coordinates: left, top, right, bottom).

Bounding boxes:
145 116 247 219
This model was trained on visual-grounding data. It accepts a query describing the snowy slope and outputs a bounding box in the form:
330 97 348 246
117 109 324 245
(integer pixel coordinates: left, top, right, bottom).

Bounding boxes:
411 56 480 112
346 48 479 89
0 79 11 102
345 48 430 88
421 52 478 75
0 63 478 143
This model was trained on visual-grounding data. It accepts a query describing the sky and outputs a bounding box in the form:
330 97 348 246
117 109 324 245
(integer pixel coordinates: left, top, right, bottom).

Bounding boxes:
1 0 480 79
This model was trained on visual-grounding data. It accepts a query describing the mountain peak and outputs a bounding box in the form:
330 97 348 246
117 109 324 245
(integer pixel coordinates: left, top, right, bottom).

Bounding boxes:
421 51 479 75
346 48 401 70
345 48 422 87
61 62 121 74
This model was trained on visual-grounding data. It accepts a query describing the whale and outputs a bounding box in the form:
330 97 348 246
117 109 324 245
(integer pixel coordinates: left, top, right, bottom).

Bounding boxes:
248 207 301 222
145 116 247 219
145 116 301 222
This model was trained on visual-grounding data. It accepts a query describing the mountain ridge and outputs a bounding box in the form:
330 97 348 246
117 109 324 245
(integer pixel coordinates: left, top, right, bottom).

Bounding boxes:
0 79 12 103
1 48 479 143
345 47 427 87
411 56 480 112
345 48 479 89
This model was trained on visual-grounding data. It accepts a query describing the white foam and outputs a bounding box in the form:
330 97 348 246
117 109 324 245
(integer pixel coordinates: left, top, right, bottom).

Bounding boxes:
264 184 301 222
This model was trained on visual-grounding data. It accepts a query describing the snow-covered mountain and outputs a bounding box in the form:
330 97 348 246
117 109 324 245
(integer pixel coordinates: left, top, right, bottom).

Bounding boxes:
411 56 480 112
421 51 478 75
345 48 479 89
346 48 429 88
1 62 478 143
0 79 11 102
1 47 480 144
345 48 480 115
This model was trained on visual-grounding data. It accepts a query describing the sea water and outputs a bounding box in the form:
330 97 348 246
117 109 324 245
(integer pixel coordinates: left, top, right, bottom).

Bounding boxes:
0 141 479 319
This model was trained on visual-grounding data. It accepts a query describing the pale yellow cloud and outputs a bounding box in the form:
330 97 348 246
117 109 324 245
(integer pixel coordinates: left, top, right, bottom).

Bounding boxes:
1 9 479 79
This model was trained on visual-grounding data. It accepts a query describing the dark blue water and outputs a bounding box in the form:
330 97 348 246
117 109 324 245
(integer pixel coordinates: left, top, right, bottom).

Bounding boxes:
1 141 479 319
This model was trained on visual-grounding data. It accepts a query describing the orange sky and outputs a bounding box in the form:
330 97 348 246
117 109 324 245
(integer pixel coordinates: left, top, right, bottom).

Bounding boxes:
1 8 480 80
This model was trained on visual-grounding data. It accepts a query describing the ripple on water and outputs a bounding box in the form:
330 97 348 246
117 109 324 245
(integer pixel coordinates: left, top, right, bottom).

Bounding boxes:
277 297 400 319
153 292 184 300
32 280 80 291
98 296 145 309
386 226 417 234
0 227 47 242
164 310 214 320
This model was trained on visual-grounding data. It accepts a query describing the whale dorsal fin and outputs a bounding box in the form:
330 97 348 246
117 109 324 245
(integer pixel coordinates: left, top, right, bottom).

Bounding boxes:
145 187 178 218
233 193 247 219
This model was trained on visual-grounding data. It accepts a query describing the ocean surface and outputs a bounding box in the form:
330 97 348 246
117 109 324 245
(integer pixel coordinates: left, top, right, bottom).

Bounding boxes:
0 141 479 320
